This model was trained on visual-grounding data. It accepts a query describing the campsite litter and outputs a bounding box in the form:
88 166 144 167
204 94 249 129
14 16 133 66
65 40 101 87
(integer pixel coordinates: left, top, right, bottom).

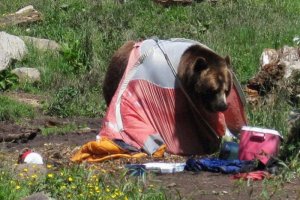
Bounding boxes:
18 148 44 165
70 38 284 182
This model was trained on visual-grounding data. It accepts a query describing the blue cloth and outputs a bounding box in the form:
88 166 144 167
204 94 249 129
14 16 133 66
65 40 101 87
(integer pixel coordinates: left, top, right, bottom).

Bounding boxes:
185 158 256 174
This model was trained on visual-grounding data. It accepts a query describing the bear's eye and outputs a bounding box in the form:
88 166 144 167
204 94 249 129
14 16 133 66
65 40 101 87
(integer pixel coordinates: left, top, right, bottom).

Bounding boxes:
206 89 218 95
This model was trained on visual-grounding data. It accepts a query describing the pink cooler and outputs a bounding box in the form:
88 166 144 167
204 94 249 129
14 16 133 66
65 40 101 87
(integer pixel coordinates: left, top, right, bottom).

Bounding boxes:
238 126 283 165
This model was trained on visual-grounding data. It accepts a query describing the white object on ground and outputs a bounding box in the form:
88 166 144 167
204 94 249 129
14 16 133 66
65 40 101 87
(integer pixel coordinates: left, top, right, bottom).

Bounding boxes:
143 162 186 173
24 152 44 165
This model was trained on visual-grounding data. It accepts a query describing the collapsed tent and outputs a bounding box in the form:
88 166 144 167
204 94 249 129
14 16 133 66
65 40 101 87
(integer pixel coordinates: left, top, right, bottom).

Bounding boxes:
98 38 247 156
72 38 247 162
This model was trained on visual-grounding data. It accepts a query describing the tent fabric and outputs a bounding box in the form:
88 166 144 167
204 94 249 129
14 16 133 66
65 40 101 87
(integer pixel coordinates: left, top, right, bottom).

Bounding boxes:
98 38 247 156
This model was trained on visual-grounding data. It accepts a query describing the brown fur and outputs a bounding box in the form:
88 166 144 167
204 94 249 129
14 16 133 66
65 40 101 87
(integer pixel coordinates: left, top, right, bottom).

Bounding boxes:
178 45 232 112
102 41 135 105
103 41 232 112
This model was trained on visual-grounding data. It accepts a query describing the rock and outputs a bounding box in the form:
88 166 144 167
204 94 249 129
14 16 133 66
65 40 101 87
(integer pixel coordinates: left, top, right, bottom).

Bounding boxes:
281 60 300 78
21 36 61 52
21 192 53 200
0 32 27 71
0 51 11 71
279 46 300 63
11 67 41 83
0 5 43 28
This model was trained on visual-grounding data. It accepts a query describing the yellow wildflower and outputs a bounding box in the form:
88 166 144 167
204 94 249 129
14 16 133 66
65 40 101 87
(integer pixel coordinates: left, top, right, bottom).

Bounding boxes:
31 174 38 179
71 185 76 189
60 185 67 190
16 185 21 190
106 188 110 192
124 196 128 200
47 164 52 169
47 173 54 178
60 172 64 176
19 173 24 177
68 177 73 182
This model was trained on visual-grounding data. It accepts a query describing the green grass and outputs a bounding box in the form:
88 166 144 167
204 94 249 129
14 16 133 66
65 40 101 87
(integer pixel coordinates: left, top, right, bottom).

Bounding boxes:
40 123 78 136
1 0 299 117
0 96 35 121
0 165 167 200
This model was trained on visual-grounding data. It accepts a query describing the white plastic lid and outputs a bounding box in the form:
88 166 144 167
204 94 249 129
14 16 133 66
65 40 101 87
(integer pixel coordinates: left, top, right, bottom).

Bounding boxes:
241 126 283 138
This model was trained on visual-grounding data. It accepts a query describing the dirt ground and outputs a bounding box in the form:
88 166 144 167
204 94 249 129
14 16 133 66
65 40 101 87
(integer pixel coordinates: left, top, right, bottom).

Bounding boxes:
1 93 300 200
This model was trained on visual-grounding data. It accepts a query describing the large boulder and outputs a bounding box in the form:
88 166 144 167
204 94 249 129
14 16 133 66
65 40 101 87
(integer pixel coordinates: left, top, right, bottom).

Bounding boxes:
11 67 41 83
0 32 27 71
21 36 61 52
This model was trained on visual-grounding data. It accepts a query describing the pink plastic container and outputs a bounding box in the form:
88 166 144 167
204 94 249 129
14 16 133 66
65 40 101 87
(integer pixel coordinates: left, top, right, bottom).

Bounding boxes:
238 126 283 165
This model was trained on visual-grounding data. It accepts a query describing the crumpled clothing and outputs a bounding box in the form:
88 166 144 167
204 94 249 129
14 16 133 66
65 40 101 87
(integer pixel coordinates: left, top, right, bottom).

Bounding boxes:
185 158 257 174
71 137 166 163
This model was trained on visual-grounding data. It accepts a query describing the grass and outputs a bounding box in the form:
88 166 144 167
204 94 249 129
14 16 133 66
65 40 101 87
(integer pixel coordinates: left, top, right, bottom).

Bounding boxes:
0 164 167 200
0 0 300 199
40 123 78 136
0 96 35 121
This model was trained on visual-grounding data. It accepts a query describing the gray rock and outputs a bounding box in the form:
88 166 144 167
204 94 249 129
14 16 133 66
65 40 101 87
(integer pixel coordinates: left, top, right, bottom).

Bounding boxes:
280 46 300 62
0 32 27 71
21 36 61 52
11 67 41 83
0 51 11 71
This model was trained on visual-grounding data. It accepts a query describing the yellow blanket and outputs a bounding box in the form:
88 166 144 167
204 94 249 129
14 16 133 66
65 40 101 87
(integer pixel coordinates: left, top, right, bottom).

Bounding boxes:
71 137 166 163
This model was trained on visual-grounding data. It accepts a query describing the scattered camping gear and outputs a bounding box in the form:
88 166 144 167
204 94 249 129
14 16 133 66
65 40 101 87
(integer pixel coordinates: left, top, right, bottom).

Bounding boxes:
71 137 166 163
126 162 186 175
18 149 44 165
97 38 247 157
231 171 271 181
238 126 282 165
219 141 239 160
185 158 257 174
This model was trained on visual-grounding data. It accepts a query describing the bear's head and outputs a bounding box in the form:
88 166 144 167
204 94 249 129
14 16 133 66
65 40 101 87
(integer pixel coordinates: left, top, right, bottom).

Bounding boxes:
178 45 232 112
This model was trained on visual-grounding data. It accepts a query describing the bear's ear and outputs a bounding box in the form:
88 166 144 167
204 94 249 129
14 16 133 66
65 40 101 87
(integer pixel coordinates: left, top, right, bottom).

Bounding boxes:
193 57 208 73
225 55 231 67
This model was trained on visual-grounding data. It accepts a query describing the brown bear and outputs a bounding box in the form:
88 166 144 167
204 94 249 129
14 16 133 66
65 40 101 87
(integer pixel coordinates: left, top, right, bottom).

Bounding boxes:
103 39 232 113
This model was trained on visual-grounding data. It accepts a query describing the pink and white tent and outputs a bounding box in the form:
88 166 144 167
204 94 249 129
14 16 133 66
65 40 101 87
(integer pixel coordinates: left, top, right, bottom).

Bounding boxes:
99 38 247 156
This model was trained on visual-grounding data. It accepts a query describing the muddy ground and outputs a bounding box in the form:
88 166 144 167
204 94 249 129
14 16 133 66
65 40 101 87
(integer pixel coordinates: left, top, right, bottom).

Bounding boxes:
1 93 300 200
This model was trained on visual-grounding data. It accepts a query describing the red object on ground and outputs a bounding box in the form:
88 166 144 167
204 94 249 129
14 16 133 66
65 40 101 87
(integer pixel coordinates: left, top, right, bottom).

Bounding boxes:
239 126 282 165
231 171 271 181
